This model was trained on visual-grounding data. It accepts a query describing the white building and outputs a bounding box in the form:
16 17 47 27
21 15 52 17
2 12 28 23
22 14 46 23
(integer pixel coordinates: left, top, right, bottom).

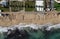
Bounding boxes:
35 0 44 12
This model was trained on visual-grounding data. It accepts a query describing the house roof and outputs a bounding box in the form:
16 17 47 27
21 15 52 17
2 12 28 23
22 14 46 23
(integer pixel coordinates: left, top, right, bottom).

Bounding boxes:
36 0 44 6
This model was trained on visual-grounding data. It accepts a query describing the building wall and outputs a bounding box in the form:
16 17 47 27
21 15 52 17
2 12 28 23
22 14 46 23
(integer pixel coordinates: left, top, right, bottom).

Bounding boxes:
35 0 44 11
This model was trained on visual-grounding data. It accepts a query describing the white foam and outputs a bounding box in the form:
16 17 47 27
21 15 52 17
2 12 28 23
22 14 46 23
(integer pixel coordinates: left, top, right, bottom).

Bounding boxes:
0 23 60 32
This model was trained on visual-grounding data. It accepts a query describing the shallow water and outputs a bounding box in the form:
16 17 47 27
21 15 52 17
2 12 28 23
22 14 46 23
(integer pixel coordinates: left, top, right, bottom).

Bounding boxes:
0 27 60 39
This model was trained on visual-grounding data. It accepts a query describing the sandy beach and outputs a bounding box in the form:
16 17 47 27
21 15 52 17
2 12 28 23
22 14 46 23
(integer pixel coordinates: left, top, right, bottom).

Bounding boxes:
0 11 60 26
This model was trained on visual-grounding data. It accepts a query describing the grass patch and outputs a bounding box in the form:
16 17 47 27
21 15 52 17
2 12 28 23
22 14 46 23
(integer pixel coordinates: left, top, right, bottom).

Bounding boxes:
25 8 35 11
0 7 9 12
25 1 35 11
10 1 23 12
54 1 60 11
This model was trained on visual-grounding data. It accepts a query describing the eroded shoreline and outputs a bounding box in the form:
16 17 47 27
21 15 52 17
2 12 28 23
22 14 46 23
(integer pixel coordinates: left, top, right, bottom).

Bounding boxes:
0 11 60 26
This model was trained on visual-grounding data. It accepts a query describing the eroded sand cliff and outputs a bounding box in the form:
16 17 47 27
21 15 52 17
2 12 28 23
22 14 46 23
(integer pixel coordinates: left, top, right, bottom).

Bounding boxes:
0 11 60 26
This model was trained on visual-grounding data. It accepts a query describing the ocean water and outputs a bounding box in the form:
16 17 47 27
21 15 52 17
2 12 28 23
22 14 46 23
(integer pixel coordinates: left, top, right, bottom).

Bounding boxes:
0 28 60 39
47 29 60 39
0 24 60 39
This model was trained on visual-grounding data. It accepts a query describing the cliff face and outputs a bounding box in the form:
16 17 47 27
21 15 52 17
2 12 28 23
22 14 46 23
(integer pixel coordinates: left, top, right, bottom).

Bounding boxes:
0 11 60 26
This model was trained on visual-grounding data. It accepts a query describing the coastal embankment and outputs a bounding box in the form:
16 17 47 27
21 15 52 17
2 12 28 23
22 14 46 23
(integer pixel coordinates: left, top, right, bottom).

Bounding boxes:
0 11 60 26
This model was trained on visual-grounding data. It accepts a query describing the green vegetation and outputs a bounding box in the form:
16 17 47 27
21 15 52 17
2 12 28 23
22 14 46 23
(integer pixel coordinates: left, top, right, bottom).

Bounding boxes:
0 2 9 12
0 1 35 12
25 8 35 11
0 6 9 12
10 1 23 12
25 1 35 11
54 1 60 11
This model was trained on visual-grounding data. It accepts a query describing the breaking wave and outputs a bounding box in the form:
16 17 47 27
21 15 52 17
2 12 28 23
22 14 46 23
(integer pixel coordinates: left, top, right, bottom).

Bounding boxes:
0 23 60 39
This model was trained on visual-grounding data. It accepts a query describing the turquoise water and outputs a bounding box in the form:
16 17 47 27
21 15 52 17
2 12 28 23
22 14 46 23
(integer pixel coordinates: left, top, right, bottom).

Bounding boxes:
0 28 60 39
47 29 60 39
